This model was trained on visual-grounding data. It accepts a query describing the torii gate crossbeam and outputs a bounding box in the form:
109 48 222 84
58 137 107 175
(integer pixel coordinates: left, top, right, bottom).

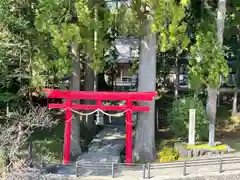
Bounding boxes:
43 89 156 164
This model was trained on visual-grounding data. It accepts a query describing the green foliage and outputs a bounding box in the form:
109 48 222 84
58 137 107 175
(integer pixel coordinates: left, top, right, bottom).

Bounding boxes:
35 0 117 74
0 0 131 108
0 0 35 107
189 10 229 89
115 3 140 36
167 96 209 141
0 91 18 103
0 0 72 92
32 55 72 88
154 0 190 53
152 0 191 90
189 29 229 88
157 147 179 162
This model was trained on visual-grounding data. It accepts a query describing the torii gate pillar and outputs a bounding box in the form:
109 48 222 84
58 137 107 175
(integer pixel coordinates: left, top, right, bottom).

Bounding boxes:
43 89 156 164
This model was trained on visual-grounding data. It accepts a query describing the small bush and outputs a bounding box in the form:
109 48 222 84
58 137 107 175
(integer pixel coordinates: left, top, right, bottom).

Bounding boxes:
157 147 179 162
167 96 209 141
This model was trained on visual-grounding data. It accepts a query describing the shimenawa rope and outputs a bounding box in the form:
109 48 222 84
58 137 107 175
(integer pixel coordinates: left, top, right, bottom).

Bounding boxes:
57 108 134 125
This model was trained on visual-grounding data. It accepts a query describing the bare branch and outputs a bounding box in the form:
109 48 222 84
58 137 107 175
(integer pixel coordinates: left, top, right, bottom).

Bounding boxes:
0 106 59 179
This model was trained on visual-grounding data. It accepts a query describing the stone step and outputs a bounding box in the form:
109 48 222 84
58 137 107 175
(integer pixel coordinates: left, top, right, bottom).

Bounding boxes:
77 125 126 169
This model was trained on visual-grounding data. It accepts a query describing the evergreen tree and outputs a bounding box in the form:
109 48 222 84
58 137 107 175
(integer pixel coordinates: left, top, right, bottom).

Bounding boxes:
130 0 190 161
0 0 69 110
188 1 229 146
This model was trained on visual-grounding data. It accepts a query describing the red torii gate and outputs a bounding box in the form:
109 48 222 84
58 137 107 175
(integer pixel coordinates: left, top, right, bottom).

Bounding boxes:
43 88 156 164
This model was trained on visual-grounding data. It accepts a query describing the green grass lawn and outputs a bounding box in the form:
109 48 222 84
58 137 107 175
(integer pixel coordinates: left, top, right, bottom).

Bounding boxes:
29 114 100 163
30 119 65 163
186 143 228 151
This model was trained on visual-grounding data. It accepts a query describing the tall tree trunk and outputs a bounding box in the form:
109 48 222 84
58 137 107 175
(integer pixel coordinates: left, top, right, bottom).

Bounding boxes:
232 67 240 115
84 63 96 132
69 44 82 158
208 0 227 146
82 4 98 132
207 87 218 146
98 73 112 91
133 19 156 162
232 89 238 115
174 58 179 97
217 0 227 46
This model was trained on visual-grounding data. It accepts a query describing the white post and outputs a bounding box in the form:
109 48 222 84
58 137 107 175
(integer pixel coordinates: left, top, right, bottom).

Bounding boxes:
188 109 196 145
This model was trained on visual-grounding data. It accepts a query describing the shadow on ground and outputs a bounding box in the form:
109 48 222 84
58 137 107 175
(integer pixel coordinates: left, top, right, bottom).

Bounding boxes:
45 163 143 178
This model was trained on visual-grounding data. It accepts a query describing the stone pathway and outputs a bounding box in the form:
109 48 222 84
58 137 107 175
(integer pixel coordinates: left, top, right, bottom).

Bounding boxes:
47 124 126 177
78 125 125 163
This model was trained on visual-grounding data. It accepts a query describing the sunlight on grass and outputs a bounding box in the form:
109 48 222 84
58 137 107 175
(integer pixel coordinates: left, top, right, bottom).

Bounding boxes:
186 144 228 151
231 115 240 123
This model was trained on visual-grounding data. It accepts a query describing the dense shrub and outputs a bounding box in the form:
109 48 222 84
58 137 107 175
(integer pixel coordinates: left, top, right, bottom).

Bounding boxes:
157 147 179 162
167 96 209 141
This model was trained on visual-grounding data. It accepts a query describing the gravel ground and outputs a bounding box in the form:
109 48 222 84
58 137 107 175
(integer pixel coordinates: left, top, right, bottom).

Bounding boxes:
158 173 240 180
5 168 240 180
18 172 240 180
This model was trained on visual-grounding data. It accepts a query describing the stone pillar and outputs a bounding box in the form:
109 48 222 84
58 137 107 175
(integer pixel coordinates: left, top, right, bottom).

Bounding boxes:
188 109 196 145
